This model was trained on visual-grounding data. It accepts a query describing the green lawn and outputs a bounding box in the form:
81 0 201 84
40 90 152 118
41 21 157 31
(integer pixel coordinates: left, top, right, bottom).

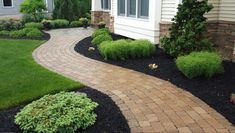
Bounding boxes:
0 39 82 110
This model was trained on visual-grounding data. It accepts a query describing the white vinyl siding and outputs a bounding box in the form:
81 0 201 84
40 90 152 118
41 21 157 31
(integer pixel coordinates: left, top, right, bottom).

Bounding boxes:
161 0 177 22
219 0 235 22
205 0 220 21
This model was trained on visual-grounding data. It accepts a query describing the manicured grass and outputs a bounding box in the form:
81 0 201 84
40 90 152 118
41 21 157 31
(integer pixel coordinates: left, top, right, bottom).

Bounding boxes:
0 39 82 110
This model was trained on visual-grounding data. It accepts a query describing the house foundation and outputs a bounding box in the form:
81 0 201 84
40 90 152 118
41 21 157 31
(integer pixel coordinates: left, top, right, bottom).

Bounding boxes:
159 21 235 62
91 11 114 32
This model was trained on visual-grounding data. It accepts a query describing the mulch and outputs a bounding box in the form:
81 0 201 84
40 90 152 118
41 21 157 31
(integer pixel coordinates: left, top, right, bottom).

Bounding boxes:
0 31 50 40
0 87 130 133
74 33 235 125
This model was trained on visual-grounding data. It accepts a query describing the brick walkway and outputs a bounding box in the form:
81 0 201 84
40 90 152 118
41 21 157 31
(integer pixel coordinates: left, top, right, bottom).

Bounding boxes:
33 28 235 133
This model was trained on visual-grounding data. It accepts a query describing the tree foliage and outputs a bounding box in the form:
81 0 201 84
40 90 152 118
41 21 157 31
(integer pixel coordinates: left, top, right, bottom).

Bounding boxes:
160 0 213 57
53 0 91 21
20 0 47 22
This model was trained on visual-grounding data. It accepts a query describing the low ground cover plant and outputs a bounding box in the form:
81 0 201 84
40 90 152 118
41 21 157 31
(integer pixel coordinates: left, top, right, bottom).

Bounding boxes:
15 91 98 133
92 34 113 45
25 22 43 29
99 39 155 60
5 28 44 38
176 52 224 78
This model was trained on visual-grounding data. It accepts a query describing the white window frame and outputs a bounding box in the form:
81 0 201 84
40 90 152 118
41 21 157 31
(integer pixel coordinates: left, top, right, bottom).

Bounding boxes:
127 0 136 17
118 0 149 19
2 0 13 8
101 0 111 11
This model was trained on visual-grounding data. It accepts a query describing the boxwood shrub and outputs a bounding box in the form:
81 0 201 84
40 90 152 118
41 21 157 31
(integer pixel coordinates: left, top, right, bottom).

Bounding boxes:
26 28 44 37
99 39 155 60
91 34 113 45
9 28 43 38
91 28 110 39
25 22 43 30
50 19 70 28
70 21 83 27
176 52 224 78
15 91 98 133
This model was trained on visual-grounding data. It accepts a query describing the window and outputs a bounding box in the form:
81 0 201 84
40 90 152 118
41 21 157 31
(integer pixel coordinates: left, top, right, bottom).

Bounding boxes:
118 0 125 16
3 0 13 7
139 0 149 18
118 0 149 19
128 0 136 16
101 0 111 10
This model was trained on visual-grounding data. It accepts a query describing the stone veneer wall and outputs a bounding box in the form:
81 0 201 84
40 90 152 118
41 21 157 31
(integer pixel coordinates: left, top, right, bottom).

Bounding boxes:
91 11 114 32
159 21 235 61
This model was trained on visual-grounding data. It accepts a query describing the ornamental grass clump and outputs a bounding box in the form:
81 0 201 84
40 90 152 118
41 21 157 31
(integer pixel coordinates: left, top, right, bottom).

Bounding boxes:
98 39 155 60
176 52 224 78
160 0 214 57
91 28 110 39
15 91 98 133
91 34 113 45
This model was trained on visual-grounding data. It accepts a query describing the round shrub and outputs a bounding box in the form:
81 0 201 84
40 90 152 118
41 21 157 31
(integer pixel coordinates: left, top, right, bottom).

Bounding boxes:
91 34 113 45
176 52 224 78
70 21 83 27
91 28 110 39
26 28 44 37
50 19 70 28
130 40 155 58
25 22 43 29
15 91 98 133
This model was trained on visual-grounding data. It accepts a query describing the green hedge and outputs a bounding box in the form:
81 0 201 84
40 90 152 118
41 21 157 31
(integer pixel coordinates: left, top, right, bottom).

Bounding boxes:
50 19 70 28
26 28 44 37
15 91 98 133
0 19 23 31
70 21 83 27
176 52 224 78
91 28 110 39
6 28 44 38
91 34 113 45
25 22 43 30
99 39 155 60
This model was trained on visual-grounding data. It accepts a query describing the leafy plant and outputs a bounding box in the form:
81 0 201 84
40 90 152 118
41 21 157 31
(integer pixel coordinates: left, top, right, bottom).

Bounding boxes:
10 30 27 38
20 0 47 22
53 0 91 21
15 91 98 133
25 22 43 29
0 19 23 31
99 39 155 60
22 13 49 23
91 34 113 45
26 28 44 37
160 0 213 57
50 19 70 28
0 30 10 36
79 18 89 28
92 28 110 39
70 21 83 27
176 52 224 78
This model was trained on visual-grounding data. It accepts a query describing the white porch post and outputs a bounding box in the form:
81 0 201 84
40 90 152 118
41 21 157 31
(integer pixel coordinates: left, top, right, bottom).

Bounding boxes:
92 0 102 11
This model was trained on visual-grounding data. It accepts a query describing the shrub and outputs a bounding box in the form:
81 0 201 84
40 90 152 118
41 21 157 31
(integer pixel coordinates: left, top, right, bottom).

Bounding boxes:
160 0 214 57
25 22 43 29
50 19 70 28
26 28 44 37
91 34 113 45
15 91 98 133
176 52 224 78
10 30 27 38
22 13 49 23
91 28 110 39
0 30 10 36
79 18 89 28
70 21 83 27
0 19 23 31
20 0 47 22
99 39 155 60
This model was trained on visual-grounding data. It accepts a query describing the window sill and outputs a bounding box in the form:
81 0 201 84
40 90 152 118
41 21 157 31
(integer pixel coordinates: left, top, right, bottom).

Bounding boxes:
2 6 14 8
116 16 149 22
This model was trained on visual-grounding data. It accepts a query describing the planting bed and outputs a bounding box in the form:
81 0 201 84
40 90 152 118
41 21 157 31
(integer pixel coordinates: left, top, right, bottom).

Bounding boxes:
0 87 130 133
75 34 235 125
0 31 50 40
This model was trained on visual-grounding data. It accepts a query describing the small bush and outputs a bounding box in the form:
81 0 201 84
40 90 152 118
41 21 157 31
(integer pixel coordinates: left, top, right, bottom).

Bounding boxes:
99 39 155 60
92 28 110 39
91 34 113 45
0 19 23 31
25 22 43 29
22 14 49 23
26 28 44 37
50 19 70 28
0 30 10 36
10 30 27 38
15 91 98 133
176 52 224 78
70 21 83 27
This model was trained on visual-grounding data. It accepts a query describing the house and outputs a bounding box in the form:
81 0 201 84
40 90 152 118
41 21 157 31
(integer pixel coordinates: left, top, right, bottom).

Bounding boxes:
0 0 54 16
91 0 235 61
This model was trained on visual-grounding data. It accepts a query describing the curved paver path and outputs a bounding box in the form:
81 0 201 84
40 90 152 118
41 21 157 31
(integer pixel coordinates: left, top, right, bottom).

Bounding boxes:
33 28 235 133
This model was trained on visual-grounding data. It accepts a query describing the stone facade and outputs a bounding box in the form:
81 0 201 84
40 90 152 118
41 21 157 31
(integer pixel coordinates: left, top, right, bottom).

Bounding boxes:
91 11 114 32
159 21 235 61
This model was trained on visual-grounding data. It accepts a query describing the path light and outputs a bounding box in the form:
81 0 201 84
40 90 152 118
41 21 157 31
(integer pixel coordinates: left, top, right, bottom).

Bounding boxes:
88 47 95 51
149 63 158 70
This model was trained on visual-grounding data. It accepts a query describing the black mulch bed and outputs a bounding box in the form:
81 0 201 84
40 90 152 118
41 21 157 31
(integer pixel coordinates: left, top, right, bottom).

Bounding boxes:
0 31 50 40
74 33 235 125
0 87 130 133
